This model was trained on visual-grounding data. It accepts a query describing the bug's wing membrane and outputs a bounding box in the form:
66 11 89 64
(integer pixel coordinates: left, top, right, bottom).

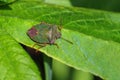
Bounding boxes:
33 24 50 43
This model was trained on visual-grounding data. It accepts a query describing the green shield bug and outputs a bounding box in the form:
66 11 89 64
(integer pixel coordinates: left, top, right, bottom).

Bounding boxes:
27 21 72 48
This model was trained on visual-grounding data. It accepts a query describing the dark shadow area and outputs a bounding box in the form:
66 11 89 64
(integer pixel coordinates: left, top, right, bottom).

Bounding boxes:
21 44 45 80
68 68 75 80
94 75 103 80
70 0 120 12
0 5 12 10
0 1 12 10
0 1 6 6
0 0 18 10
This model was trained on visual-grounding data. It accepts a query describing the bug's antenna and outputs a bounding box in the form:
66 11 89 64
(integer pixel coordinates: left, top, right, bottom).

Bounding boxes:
58 18 62 31
60 18 62 27
61 37 73 44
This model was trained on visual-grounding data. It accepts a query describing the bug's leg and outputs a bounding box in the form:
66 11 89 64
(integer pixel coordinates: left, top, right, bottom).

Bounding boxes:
47 37 59 48
32 43 37 48
53 43 59 48
32 43 47 52
32 43 44 48
37 43 47 47
31 43 39 53
35 43 47 52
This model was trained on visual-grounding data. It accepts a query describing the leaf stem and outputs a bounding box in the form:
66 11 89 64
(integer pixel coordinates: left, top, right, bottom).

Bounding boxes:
43 54 52 80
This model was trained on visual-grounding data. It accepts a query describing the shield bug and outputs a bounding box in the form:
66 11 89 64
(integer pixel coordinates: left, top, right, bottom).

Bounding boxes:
27 21 72 48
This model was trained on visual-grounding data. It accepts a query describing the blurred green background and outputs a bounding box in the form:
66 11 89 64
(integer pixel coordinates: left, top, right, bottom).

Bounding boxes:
70 0 120 12
52 60 94 80
45 0 120 12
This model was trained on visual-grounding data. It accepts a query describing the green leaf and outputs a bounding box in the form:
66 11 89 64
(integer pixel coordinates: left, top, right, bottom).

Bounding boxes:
0 28 42 80
0 1 120 80
44 0 72 7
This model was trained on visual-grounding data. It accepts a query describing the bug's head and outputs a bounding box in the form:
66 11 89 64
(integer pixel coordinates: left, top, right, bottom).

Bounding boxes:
56 31 61 39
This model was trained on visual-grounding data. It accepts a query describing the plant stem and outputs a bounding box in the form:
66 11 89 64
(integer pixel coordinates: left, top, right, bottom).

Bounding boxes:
43 54 52 80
